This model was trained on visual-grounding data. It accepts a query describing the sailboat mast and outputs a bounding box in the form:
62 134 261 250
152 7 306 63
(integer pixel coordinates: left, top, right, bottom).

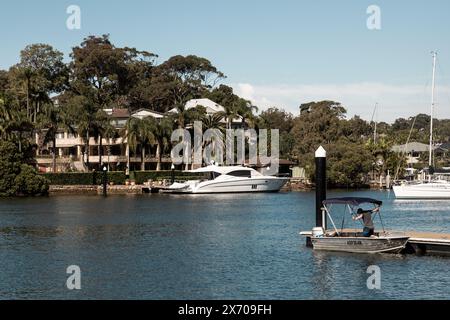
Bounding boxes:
429 51 437 168
374 103 378 144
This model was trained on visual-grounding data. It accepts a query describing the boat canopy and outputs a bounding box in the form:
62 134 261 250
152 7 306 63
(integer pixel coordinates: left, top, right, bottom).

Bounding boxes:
323 197 382 206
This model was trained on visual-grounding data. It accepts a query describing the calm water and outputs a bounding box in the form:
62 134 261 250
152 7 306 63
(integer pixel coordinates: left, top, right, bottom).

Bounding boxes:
1 190 450 300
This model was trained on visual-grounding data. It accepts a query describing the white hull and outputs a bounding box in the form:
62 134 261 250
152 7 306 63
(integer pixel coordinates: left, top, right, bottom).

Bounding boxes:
393 182 450 199
170 177 288 194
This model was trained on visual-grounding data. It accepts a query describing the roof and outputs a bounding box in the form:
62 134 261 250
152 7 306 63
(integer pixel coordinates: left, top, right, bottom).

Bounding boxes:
131 108 165 119
168 98 225 114
323 197 383 206
186 98 225 113
391 142 432 153
110 109 130 118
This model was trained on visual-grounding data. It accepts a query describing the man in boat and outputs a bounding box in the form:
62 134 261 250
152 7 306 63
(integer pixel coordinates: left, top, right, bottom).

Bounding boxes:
353 207 380 237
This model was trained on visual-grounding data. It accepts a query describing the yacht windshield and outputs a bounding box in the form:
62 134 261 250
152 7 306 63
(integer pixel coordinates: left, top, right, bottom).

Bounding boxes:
227 170 252 178
209 171 222 180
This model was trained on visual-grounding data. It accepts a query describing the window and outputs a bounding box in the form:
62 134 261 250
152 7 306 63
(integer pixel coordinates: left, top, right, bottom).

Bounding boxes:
209 172 221 180
228 170 251 178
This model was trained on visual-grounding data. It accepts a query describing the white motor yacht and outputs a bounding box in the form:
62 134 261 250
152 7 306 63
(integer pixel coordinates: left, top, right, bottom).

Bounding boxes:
393 179 450 199
164 165 288 194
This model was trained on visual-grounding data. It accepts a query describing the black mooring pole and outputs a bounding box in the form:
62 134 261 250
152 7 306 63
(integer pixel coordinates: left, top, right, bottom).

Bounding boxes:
315 146 326 229
102 164 107 197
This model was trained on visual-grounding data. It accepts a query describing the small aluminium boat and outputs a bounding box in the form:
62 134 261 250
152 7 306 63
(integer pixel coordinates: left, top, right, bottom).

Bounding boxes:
303 197 409 254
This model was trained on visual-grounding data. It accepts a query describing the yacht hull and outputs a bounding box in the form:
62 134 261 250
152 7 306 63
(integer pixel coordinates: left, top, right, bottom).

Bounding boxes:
168 178 288 194
393 184 450 199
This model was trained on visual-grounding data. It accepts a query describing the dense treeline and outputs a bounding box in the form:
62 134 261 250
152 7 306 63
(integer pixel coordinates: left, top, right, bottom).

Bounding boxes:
1 34 450 195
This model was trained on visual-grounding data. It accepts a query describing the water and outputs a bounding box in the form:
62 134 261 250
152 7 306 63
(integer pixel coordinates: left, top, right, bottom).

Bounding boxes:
0 190 450 299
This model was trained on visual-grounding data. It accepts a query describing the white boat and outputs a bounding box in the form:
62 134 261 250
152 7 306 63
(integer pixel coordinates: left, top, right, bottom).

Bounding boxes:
164 165 288 194
393 180 450 199
392 51 450 199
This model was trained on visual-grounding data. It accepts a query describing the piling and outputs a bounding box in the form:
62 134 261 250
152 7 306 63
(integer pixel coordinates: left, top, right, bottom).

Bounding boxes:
315 146 327 229
102 165 108 197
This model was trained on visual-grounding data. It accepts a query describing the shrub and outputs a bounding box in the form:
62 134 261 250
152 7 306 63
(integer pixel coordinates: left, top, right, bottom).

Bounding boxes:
42 172 95 185
14 165 49 196
42 171 127 185
0 141 49 197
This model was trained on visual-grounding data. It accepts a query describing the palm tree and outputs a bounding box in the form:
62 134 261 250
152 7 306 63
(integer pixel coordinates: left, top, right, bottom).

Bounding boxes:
91 109 111 169
37 104 73 173
103 123 119 170
152 117 172 171
0 97 33 151
236 99 258 129
171 103 189 129
138 117 156 171
219 104 239 130
121 117 156 172
18 67 34 121
201 113 225 165
67 96 98 171
168 105 206 170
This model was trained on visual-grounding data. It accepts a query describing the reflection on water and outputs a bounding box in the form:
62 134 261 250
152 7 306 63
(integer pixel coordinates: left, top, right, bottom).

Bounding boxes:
0 191 449 299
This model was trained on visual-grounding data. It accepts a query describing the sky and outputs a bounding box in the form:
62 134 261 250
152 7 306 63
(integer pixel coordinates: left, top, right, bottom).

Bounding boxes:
1 0 450 122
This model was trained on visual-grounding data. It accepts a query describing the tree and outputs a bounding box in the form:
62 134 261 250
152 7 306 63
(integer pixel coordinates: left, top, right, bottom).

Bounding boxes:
14 44 68 122
0 140 49 197
63 95 97 169
219 103 239 130
201 113 225 164
327 141 372 188
70 35 156 109
291 100 346 169
207 85 256 129
121 117 156 171
152 117 172 171
147 55 225 114
258 107 294 133
37 103 74 172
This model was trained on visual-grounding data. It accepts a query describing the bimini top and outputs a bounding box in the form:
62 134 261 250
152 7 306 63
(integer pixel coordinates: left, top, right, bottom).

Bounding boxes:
323 197 383 206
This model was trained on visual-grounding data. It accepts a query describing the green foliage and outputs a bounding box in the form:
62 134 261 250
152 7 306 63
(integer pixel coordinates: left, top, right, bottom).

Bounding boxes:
14 165 50 196
0 141 49 197
290 101 401 186
41 172 94 185
42 171 127 185
327 142 372 188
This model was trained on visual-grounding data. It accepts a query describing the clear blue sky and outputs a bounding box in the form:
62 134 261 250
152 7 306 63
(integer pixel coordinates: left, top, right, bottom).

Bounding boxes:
1 0 450 121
